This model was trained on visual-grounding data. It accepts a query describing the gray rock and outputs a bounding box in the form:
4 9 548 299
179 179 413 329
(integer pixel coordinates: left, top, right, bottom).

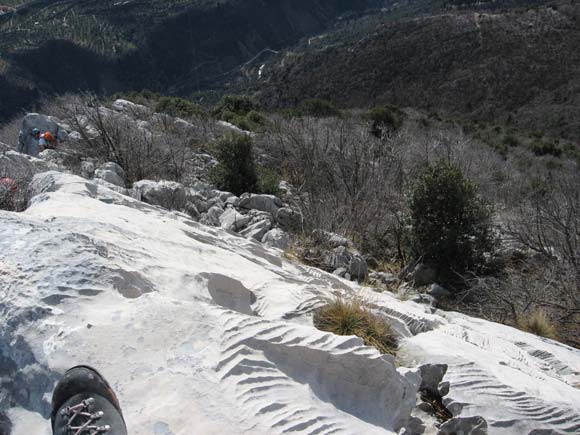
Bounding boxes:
225 196 240 208
111 99 148 114
411 293 437 308
239 194 283 215
94 168 125 188
428 284 451 299
276 207 301 231
191 181 213 196
17 113 69 157
438 416 488 435
80 161 96 179
101 162 126 179
207 196 225 210
93 178 130 196
409 263 437 287
206 206 225 226
419 364 448 397
240 219 272 241
188 192 209 213
262 229 289 250
324 246 353 270
0 151 53 180
247 210 274 225
133 180 187 210
328 233 350 248
369 271 396 285
333 267 348 278
348 255 368 281
219 208 251 232
184 202 200 219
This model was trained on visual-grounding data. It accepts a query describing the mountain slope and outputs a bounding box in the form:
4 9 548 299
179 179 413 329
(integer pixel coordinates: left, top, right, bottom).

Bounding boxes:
0 0 384 121
255 1 580 141
1 170 580 434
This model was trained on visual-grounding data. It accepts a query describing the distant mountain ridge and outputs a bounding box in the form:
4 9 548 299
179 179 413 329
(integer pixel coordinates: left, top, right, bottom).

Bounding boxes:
0 0 384 121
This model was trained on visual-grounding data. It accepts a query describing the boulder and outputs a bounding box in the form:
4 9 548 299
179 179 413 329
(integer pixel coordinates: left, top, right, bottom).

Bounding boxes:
418 364 448 397
369 271 397 285
333 267 348 278
439 416 488 435
239 194 282 216
188 192 209 213
0 150 54 179
219 208 251 232
208 197 225 209
276 207 301 231
262 229 290 250
240 219 272 241
324 246 353 270
184 202 200 219
17 113 69 157
133 180 187 210
94 162 126 188
348 254 368 281
408 263 437 287
111 99 148 114
225 196 240 208
328 233 350 248
191 181 213 196
428 284 451 299
247 209 274 225
81 161 96 179
206 206 224 226
93 178 130 196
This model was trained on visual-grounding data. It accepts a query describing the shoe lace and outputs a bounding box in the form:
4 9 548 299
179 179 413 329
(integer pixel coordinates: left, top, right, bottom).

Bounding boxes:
60 397 110 435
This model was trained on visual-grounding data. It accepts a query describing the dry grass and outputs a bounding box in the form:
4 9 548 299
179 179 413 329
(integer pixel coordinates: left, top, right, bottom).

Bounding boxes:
313 298 398 355
518 309 558 340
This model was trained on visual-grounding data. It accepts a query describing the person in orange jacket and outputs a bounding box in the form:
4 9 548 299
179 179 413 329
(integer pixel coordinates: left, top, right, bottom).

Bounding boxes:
39 131 57 152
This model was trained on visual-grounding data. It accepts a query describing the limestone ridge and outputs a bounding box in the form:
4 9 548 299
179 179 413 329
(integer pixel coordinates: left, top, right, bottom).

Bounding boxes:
1 166 579 433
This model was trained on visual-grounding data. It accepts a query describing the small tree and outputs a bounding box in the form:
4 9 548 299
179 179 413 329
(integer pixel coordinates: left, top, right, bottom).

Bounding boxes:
410 162 497 285
210 134 258 195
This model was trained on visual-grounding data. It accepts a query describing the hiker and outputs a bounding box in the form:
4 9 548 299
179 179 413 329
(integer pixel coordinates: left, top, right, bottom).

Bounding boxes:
39 130 58 152
51 366 128 435
17 128 41 156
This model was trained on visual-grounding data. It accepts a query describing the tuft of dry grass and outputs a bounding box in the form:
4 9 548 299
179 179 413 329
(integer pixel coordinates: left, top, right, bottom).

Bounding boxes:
313 298 398 355
518 309 558 340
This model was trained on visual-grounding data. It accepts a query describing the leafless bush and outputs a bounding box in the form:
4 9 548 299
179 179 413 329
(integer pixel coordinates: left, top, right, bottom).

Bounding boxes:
63 95 204 183
0 116 22 148
0 165 31 212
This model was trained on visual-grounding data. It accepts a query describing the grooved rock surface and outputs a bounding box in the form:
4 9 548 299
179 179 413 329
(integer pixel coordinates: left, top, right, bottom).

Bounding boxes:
1 172 579 435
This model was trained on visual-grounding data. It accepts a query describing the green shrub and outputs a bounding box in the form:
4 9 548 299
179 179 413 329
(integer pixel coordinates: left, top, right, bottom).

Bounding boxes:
214 96 264 131
294 99 340 118
562 143 580 161
209 134 258 196
214 95 259 117
313 298 398 355
257 166 281 195
155 96 203 118
531 140 562 157
367 105 406 134
502 134 520 148
410 162 497 285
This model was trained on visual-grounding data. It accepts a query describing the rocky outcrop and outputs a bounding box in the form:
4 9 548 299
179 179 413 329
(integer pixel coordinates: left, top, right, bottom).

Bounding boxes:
94 162 126 188
1 171 580 435
133 179 188 211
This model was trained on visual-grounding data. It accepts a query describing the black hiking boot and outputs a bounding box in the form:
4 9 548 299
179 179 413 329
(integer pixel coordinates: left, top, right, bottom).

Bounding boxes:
51 365 128 435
